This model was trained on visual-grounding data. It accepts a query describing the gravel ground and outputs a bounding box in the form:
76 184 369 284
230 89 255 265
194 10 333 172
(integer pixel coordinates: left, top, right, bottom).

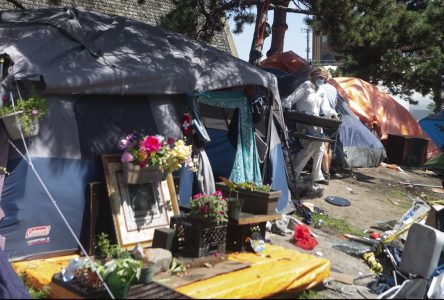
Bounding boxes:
265 166 443 299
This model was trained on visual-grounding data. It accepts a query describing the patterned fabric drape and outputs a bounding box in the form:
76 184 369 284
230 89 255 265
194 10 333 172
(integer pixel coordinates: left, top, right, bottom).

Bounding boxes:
197 91 262 184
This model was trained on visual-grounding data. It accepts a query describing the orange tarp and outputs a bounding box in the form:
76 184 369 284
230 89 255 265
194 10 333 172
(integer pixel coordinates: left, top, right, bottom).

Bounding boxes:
176 244 330 299
331 77 438 158
260 51 308 74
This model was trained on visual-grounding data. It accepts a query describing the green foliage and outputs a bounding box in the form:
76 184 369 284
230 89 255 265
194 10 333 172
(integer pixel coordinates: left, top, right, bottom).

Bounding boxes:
312 212 365 237
159 0 256 43
168 258 188 275
298 289 323 299
309 0 444 112
96 233 131 260
19 272 50 299
100 258 143 286
220 177 271 192
237 182 271 192
0 95 48 135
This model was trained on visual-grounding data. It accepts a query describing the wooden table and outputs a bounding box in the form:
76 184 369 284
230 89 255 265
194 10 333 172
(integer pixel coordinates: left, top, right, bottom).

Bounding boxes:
49 273 190 299
227 213 281 252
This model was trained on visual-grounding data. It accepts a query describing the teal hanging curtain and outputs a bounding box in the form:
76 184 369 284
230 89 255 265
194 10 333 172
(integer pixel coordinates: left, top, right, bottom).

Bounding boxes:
197 91 262 185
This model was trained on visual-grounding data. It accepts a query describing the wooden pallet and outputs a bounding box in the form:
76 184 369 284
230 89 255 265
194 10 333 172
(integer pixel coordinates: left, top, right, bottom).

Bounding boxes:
50 273 189 299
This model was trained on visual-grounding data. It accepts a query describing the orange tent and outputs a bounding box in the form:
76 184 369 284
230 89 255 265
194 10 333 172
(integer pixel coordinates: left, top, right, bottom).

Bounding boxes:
331 77 438 158
260 51 308 74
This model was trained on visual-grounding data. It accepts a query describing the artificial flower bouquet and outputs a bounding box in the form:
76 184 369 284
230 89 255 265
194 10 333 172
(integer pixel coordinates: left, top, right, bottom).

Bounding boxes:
119 132 193 184
189 191 228 224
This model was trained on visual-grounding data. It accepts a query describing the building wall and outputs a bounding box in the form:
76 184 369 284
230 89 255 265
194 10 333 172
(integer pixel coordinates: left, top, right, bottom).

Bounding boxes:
0 0 236 55
312 32 339 66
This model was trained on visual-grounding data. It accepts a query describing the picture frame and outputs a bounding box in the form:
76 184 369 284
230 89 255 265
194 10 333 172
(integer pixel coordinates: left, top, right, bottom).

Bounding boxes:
102 154 179 249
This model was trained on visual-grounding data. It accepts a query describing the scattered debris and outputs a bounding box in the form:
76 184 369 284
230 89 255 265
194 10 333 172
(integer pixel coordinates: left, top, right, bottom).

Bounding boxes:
399 181 442 188
293 224 318 250
315 251 324 257
333 241 372 257
343 234 378 246
346 187 355 194
325 196 351 207
363 252 383 274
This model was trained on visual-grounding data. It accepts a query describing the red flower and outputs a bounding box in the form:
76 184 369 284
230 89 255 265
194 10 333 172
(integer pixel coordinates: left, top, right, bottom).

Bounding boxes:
213 190 223 197
143 136 161 152
167 137 175 145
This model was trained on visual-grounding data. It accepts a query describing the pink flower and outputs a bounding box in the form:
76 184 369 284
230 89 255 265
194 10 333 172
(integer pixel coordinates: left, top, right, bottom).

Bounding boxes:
192 193 204 199
119 134 134 150
121 152 134 164
143 136 161 152
213 190 223 197
31 109 39 115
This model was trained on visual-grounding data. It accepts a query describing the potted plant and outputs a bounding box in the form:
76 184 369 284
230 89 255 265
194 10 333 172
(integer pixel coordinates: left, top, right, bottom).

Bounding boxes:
217 177 282 215
74 233 143 299
220 178 244 220
0 95 48 139
183 191 228 257
100 257 143 299
119 132 193 184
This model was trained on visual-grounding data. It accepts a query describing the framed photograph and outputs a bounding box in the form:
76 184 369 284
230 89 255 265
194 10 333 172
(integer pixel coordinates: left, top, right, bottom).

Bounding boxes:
102 154 179 249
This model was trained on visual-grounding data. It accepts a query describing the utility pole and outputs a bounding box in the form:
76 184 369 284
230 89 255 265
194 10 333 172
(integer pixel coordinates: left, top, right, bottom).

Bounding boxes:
301 27 310 61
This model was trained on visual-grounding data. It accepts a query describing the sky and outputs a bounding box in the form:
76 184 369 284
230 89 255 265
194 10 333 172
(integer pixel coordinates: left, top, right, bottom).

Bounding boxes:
228 9 310 62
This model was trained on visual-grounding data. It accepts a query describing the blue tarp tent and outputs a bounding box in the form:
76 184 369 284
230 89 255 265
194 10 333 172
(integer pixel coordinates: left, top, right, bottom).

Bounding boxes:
419 111 444 151
0 8 290 260
334 95 387 168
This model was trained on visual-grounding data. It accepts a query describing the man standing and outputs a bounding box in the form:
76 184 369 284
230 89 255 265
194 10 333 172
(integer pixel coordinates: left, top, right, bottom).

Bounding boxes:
320 70 339 184
283 67 338 190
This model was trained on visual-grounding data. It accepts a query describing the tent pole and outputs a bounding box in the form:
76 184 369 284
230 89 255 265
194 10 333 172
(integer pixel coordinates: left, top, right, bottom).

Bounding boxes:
262 94 274 184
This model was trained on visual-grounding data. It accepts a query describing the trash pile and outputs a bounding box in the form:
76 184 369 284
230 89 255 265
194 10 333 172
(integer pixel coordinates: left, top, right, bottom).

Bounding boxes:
268 196 444 299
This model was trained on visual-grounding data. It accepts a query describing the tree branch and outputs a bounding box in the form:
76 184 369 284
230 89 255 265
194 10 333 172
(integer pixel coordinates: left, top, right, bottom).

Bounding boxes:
268 3 310 14
5 0 25 9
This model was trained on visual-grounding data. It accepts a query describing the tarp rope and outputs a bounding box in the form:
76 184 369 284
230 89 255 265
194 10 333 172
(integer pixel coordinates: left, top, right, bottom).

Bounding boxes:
7 86 115 299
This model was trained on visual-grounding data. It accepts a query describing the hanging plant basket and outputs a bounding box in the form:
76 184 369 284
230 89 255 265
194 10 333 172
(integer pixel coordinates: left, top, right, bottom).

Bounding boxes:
0 111 39 140
123 164 168 184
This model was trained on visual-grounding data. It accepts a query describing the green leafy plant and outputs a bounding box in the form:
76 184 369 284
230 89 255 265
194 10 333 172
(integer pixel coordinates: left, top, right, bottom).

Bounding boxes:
189 191 228 224
0 95 48 135
96 233 131 260
168 258 188 275
100 257 143 287
220 177 271 192
76 236 143 296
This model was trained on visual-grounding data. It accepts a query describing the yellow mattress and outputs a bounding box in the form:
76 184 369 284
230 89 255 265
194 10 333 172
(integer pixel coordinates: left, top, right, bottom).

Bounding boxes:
177 244 330 299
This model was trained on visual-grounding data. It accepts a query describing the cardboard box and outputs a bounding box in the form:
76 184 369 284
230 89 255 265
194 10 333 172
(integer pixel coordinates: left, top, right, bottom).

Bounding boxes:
426 205 444 232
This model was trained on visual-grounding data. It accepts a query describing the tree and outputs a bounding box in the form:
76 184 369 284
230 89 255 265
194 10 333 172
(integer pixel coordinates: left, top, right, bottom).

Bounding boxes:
159 0 311 64
162 0 443 112
308 0 444 112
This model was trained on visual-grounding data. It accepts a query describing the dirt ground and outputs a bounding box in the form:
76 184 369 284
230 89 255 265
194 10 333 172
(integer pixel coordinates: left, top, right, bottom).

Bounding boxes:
266 165 444 299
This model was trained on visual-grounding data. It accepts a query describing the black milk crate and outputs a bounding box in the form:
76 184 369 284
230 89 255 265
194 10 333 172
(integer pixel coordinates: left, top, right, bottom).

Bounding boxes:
170 215 227 258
